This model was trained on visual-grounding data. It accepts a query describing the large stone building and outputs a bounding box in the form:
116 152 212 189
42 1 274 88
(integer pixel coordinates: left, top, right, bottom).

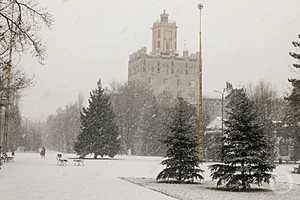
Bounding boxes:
128 10 199 104
128 10 297 161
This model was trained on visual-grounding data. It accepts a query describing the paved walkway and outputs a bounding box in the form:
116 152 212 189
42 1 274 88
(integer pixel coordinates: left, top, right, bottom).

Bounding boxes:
0 153 175 200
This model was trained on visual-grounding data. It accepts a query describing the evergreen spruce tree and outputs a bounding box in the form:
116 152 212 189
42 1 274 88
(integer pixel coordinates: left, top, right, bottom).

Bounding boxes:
74 80 120 158
156 97 203 183
285 35 300 160
210 88 275 190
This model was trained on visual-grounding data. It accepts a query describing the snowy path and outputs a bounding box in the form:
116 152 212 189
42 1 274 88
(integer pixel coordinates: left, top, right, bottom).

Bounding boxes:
0 152 175 200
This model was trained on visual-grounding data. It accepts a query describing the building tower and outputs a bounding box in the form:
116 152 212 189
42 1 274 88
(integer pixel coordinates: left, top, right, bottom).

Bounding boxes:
129 10 199 104
152 10 177 56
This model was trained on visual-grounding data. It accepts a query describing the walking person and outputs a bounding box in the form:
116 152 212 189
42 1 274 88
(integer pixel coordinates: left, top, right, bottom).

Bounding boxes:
40 146 46 159
0 146 2 169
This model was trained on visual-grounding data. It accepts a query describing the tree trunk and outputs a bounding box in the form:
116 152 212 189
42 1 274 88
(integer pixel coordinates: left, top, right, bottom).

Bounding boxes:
241 161 247 190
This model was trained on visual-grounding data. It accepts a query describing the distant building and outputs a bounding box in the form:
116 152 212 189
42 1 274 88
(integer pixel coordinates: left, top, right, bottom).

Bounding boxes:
128 10 199 104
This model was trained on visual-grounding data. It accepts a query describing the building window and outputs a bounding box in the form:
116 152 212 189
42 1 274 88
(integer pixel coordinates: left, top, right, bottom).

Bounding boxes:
185 63 188 74
189 81 195 87
171 67 174 74
157 66 160 73
157 41 160 48
143 66 146 72
177 90 182 97
166 42 170 51
148 77 152 84
177 79 180 87
279 138 289 156
189 93 195 98
158 29 161 38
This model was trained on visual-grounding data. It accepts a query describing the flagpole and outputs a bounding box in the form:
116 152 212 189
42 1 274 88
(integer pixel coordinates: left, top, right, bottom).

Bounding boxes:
197 3 204 160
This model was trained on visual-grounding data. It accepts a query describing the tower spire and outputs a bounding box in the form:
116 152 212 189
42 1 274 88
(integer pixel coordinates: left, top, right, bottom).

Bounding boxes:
160 9 169 22
152 10 177 55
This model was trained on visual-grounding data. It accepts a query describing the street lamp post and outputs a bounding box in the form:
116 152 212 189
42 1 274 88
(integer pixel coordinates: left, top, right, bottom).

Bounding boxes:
197 3 204 160
214 89 226 136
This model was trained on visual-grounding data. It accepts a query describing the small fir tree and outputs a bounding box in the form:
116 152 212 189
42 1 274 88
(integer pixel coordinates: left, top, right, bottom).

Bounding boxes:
156 97 203 183
210 88 275 190
74 80 120 158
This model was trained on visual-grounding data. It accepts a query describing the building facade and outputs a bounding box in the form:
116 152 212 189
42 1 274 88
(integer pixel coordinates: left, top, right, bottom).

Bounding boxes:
128 10 199 104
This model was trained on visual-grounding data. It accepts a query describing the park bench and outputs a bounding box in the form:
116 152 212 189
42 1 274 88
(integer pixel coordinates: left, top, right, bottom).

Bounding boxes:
292 165 300 174
57 157 68 166
56 153 68 166
5 156 14 162
73 159 84 166
1 153 14 163
0 157 3 169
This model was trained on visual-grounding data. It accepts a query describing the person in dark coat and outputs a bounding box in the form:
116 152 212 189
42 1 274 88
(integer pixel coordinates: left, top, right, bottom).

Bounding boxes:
40 146 46 158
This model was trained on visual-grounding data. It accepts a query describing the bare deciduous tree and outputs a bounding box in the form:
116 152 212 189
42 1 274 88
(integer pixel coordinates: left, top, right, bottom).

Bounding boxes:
0 0 53 65
0 0 53 153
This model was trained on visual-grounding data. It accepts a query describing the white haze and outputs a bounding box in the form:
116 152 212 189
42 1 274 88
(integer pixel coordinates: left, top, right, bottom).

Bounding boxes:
19 0 300 120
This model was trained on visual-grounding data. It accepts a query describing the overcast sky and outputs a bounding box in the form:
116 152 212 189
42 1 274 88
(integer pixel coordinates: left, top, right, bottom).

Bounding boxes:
19 0 300 120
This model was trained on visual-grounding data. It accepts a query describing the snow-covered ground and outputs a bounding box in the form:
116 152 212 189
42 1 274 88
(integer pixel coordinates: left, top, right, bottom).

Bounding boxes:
123 177 300 200
1 152 300 200
0 152 174 200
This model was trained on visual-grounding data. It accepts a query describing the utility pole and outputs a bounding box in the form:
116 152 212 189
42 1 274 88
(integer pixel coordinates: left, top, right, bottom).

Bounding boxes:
0 73 3 154
0 66 4 151
221 92 224 135
197 3 204 161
